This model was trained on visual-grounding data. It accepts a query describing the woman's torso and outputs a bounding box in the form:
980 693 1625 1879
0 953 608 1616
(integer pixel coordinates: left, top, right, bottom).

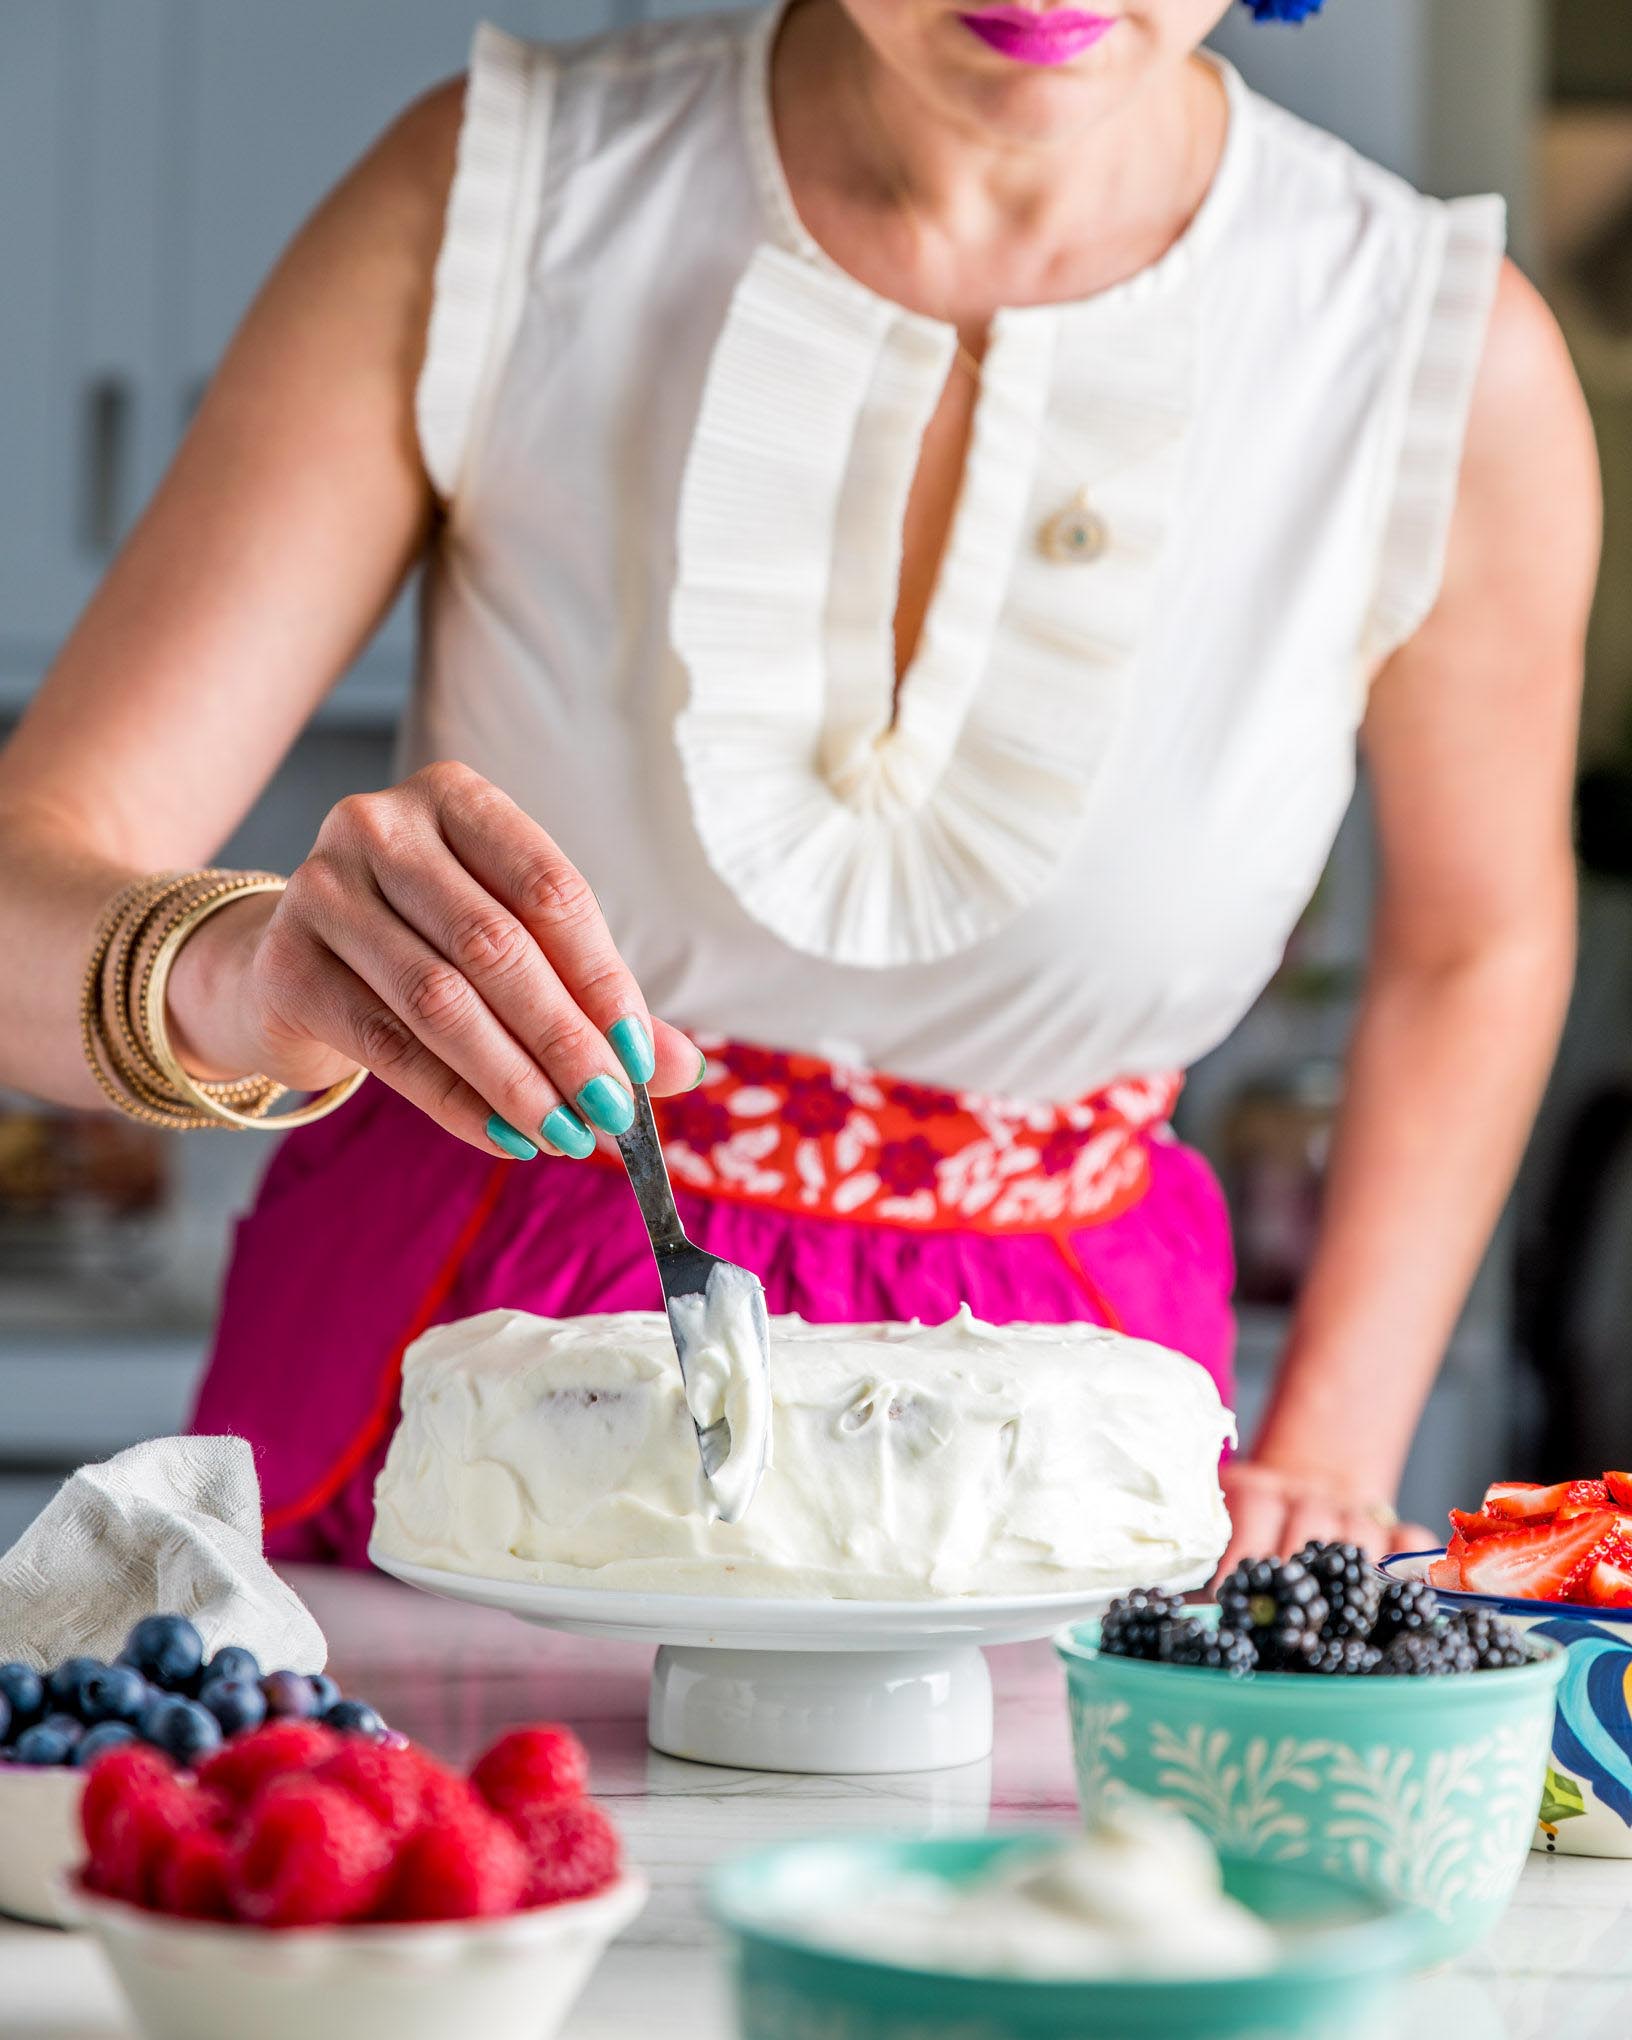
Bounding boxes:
403 4 1503 1102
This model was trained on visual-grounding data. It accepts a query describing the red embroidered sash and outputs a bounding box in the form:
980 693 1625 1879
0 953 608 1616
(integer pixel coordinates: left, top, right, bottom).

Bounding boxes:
600 1037 1181 1236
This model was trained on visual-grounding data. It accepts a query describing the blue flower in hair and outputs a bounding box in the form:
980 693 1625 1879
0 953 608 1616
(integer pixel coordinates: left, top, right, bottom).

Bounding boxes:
1242 0 1328 19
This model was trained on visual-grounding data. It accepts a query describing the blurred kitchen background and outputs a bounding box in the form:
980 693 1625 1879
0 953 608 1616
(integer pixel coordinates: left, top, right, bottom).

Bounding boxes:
0 0 1622 1543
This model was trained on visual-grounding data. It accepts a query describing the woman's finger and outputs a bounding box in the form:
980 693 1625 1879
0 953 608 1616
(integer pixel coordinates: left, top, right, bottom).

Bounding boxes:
427 768 698 1098
310 869 594 1159
1212 1480 1289 1587
279 944 511 1158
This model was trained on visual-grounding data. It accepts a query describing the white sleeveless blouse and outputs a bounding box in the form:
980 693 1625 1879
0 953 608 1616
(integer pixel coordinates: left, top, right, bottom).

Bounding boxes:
406 5 1504 1103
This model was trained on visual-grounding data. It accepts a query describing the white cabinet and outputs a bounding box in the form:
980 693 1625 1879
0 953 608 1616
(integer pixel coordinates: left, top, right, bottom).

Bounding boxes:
0 0 624 710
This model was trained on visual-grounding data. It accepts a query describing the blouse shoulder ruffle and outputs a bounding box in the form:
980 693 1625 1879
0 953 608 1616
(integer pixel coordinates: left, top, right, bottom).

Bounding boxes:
1362 192 1507 666
416 23 557 507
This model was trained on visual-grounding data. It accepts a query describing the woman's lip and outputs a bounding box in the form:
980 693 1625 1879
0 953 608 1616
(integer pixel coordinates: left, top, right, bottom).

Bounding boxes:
956 7 1118 65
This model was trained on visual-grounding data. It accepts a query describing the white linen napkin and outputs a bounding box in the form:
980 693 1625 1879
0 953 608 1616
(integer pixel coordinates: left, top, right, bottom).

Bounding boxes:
0 1435 325 1674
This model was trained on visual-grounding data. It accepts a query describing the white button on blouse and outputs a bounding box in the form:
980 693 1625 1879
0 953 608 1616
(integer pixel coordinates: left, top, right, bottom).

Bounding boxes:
407 4 1504 1102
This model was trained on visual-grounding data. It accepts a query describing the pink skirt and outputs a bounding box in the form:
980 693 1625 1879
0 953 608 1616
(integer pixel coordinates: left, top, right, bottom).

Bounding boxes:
192 1064 1236 1568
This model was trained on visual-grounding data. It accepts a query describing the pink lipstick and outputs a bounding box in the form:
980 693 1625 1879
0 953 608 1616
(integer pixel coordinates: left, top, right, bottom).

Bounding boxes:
957 6 1117 66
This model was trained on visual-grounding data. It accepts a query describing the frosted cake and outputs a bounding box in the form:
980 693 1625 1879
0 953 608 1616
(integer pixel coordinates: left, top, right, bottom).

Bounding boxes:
372 1306 1233 1600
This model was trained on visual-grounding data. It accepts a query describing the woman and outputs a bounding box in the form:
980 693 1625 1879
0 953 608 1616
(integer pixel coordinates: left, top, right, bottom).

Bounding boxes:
0 0 1598 1572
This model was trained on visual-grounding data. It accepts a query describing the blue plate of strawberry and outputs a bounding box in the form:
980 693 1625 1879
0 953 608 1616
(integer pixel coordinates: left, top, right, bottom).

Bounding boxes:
1381 1471 1632 1859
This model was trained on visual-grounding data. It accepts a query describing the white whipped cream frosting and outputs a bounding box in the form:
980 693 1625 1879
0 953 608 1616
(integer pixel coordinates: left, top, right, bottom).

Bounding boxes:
667 1261 773 1525
801 1801 1276 1980
372 1305 1234 1599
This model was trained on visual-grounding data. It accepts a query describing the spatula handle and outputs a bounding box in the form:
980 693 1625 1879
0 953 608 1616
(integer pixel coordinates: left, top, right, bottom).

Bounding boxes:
615 1085 688 1257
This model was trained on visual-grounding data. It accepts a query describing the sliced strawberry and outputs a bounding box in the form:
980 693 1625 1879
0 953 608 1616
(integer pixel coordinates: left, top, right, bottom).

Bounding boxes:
1428 1554 1466 1590
1448 1508 1508 1542
1556 1480 1612 1520
1573 1527 1632 1608
1456 1514 1609 1601
1606 1472 1632 1510
1483 1481 1569 1522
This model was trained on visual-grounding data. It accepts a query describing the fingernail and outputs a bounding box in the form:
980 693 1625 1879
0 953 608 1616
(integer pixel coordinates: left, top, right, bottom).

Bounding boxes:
576 1074 635 1135
541 1104 596 1159
691 1049 708 1089
608 1016 655 1086
486 1113 538 1161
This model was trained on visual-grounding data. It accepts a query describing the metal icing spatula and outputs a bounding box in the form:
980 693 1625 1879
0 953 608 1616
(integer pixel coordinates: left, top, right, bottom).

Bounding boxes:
614 1083 772 1524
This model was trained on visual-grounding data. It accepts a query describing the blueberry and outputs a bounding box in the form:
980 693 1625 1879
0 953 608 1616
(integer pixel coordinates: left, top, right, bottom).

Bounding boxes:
0 1693 8 1744
80 1664 149 1726
137 1695 222 1766
307 1674 340 1715
0 1663 44 1736
203 1645 261 1688
199 1677 266 1738
46 1656 107 1717
260 1671 317 1720
76 1721 139 1765
122 1615 205 1692
40 1713 85 1748
324 1699 386 1739
13 1722 76 1766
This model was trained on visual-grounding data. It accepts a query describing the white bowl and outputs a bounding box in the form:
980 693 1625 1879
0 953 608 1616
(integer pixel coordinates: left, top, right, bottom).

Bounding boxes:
65 1873 648 2040
0 1763 84 1925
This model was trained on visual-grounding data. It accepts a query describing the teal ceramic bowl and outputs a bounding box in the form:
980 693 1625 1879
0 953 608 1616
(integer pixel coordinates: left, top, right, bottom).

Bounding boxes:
711 1832 1419 2040
1056 1618 1564 1968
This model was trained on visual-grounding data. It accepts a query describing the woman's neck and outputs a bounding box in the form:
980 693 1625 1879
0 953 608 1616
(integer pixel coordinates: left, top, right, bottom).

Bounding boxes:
773 0 1228 318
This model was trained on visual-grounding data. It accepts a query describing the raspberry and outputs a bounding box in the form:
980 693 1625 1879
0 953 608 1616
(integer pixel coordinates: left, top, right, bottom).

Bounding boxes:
379 1795 529 1921
93 1770 213 1907
156 1826 235 1920
228 1776 394 1926
80 1744 176 1857
197 1720 340 1805
318 1739 469 1844
510 1797 621 1907
471 1725 590 1822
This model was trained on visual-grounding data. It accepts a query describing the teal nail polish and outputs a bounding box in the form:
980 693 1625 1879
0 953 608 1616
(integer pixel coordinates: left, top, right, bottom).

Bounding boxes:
486 1113 538 1161
541 1104 596 1159
576 1074 635 1136
608 1016 656 1086
692 1049 708 1089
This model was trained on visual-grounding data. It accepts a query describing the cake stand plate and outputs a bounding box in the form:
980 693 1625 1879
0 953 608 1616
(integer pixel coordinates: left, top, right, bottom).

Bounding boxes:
368 1547 1211 1774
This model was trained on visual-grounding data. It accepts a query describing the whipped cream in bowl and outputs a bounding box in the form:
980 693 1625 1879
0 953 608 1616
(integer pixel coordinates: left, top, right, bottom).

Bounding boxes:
711 1798 1423 2036
793 1800 1275 1982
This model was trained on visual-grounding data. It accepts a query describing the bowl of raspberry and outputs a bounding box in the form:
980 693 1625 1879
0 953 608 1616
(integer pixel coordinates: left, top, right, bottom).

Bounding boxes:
0 1612 389 1926
1385 1470 1632 1859
1055 1540 1565 1968
60 1720 644 2040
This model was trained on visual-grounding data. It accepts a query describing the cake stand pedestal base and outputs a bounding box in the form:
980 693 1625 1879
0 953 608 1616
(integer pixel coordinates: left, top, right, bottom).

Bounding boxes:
647 1644 993 1774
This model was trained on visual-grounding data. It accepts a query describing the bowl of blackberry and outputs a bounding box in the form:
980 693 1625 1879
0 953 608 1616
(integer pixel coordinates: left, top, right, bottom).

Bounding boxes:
0 1612 388 1927
1056 1541 1565 1966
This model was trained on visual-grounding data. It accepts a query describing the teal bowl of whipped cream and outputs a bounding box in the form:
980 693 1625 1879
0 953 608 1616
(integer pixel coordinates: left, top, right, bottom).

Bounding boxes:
1057 1617 1564 1968
709 1802 1419 2039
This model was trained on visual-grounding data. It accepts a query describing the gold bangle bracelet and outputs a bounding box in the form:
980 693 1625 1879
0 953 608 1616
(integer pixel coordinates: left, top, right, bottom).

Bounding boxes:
141 878 366 1131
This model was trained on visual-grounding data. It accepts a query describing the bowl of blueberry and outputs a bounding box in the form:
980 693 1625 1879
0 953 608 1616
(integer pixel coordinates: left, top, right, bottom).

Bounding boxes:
1055 1542 1565 1967
0 1612 386 1927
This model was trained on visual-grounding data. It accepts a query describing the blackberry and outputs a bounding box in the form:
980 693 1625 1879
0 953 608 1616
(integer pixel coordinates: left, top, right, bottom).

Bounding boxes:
1378 1625 1477 1678
1369 1576 1439 1651
1099 1589 1187 1662
1166 1618 1258 1677
1216 1557 1330 1669
1295 1635 1384 1677
1448 1608 1527 1671
1295 1541 1382 1642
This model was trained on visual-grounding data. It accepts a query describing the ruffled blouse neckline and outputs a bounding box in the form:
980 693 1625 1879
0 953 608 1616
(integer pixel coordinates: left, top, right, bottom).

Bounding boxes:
669 10 1247 970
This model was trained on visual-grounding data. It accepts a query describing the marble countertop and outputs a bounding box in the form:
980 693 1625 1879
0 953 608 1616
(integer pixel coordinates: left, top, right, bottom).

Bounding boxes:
4 1563 1631 2039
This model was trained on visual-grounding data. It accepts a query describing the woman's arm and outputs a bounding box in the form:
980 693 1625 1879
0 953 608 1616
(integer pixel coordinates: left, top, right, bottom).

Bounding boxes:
0 81 696 1147
1219 261 1602 1570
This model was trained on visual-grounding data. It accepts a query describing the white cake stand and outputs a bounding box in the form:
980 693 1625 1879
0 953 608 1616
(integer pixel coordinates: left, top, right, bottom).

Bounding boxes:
369 1546 1211 1774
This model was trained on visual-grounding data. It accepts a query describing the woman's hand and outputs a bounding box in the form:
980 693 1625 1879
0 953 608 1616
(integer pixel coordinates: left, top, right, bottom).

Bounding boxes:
1213 1459 1433 1587
166 760 700 1157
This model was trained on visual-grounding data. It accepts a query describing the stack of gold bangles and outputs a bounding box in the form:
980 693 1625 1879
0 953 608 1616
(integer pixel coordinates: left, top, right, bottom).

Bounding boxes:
81 868 364 1131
